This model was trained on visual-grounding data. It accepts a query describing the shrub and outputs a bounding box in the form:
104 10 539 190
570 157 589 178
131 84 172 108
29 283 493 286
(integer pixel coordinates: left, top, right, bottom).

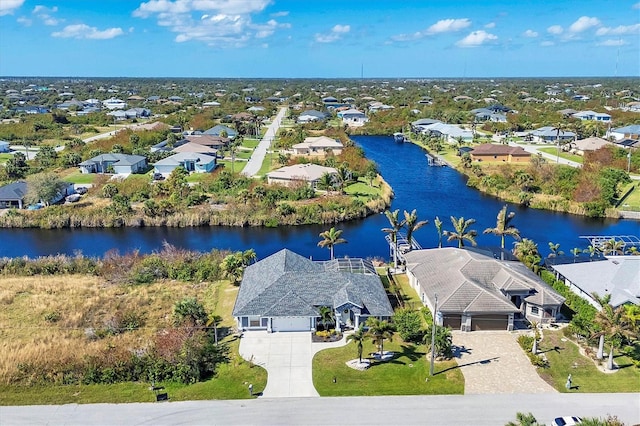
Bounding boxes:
43 311 61 323
393 308 424 343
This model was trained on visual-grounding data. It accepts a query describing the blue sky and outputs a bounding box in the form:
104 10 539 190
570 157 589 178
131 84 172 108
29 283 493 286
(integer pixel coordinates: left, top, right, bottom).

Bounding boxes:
1 0 639 78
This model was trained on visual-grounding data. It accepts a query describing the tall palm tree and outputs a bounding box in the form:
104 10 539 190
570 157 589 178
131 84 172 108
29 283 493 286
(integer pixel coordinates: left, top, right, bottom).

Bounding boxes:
382 210 406 269
483 205 521 257
206 313 223 345
548 242 564 258
242 249 257 265
318 306 335 331
591 292 612 360
317 227 347 260
601 238 625 256
346 326 367 362
404 209 428 250
422 324 453 359
593 294 635 370
552 122 565 163
513 238 541 272
434 216 443 248
365 317 395 357
444 216 477 248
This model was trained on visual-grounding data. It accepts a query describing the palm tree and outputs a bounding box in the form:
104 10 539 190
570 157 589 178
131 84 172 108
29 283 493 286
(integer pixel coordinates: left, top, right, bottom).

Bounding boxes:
601 238 625 256
423 324 453 359
530 321 540 354
434 216 444 248
583 245 600 260
317 227 347 260
382 209 406 269
593 293 635 370
513 238 541 273
317 172 335 192
206 313 223 345
318 306 335 331
242 249 257 265
505 412 543 426
404 209 428 250
346 326 367 362
483 205 521 257
552 122 565 163
365 317 395 358
444 216 477 248
548 242 564 258
570 247 582 262
591 293 612 360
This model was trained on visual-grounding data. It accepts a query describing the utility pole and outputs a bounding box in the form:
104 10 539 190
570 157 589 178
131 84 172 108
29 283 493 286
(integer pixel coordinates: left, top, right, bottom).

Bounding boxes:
429 294 438 377
627 151 632 173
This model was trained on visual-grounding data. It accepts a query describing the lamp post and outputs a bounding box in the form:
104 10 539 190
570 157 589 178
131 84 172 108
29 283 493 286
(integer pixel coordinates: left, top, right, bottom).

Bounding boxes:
429 293 438 377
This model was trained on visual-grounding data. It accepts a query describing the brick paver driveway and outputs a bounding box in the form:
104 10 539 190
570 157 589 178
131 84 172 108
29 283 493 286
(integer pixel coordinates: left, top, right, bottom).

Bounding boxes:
452 331 557 394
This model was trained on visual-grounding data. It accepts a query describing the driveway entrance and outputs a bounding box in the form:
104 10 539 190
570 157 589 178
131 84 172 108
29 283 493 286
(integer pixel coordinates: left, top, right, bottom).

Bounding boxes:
452 331 556 394
239 331 348 398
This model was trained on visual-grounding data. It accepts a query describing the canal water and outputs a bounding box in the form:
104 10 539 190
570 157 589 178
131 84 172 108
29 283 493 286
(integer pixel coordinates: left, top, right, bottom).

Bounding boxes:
0 136 637 259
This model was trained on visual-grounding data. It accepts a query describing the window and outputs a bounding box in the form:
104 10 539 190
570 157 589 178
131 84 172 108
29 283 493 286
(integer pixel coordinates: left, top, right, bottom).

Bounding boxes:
530 306 539 315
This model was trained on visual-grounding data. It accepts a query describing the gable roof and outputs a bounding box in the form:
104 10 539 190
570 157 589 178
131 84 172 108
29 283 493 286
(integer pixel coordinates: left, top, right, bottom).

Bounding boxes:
404 248 564 314
79 153 146 166
292 136 343 150
572 137 612 151
203 125 237 138
232 249 393 318
172 142 218 154
154 152 217 166
0 181 27 201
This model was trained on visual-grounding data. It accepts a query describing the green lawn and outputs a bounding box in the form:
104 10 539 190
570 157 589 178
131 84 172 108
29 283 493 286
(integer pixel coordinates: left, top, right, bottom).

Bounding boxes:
234 150 252 160
242 138 260 149
313 340 464 396
344 179 381 200
538 147 584 164
0 153 12 165
255 152 278 177
537 330 640 393
63 171 97 184
618 182 640 211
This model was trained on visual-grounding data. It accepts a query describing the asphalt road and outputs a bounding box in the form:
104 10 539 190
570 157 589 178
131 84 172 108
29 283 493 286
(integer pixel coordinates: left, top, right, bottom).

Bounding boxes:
2 393 638 426
242 106 288 177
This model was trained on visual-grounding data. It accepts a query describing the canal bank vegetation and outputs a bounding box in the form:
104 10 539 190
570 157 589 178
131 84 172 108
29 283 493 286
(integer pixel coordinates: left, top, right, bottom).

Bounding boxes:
0 247 268 404
412 136 634 219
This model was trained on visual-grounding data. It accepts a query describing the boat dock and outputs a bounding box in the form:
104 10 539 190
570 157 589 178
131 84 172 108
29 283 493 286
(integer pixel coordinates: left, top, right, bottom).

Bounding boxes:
425 152 447 167
384 232 422 265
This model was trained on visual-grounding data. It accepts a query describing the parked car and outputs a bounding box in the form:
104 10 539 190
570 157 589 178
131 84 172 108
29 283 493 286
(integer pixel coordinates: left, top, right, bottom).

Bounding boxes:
27 204 43 210
65 194 81 203
153 172 165 181
552 416 582 426
75 187 88 195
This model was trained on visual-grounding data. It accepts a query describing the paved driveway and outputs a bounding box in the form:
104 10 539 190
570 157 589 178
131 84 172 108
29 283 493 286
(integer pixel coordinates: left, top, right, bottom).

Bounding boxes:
239 331 347 398
452 331 557 394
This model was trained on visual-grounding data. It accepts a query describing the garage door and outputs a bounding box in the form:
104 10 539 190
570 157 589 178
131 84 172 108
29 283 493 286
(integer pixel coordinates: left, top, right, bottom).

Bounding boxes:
442 314 462 330
471 315 508 331
272 316 310 332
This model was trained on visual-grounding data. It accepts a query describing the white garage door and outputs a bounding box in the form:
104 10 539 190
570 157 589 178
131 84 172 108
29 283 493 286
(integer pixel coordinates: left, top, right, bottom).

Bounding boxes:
272 316 310 332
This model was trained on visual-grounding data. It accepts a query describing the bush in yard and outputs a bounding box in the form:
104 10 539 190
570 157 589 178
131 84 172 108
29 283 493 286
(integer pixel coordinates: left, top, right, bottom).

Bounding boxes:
517 335 549 368
393 308 424 343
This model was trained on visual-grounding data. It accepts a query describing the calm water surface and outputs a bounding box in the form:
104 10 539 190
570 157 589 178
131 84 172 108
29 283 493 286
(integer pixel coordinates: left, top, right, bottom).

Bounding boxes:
0 136 637 259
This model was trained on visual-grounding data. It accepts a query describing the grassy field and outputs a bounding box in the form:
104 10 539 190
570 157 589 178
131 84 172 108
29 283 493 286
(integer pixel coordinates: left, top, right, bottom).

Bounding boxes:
538 147 584 163
62 171 97 184
313 339 464 396
343 178 381 201
618 182 640 211
0 153 12 165
537 330 640 393
0 274 267 405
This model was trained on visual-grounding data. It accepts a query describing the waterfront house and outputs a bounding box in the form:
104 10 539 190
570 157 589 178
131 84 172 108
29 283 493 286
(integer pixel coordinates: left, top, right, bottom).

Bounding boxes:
232 249 393 332
266 164 337 189
79 153 147 175
549 257 640 309
337 109 369 127
470 144 531 163
291 136 343 156
404 248 565 331
153 152 217 176
0 181 27 209
171 142 219 156
297 110 328 124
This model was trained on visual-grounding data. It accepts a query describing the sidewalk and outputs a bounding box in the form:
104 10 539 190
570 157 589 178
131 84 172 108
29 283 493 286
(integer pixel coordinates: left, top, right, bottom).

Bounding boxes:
242 107 288 177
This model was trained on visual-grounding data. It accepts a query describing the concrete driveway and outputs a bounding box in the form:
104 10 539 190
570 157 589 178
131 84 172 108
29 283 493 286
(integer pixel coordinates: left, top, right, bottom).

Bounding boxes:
452 331 557 394
239 331 347 398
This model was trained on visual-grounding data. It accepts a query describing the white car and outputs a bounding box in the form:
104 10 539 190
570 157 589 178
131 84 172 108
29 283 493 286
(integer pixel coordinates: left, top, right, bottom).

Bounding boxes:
551 416 582 426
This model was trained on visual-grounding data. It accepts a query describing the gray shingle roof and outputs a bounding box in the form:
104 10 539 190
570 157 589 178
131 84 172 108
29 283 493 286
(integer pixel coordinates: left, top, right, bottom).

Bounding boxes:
233 249 393 318
404 248 564 314
0 181 27 201
79 153 146 167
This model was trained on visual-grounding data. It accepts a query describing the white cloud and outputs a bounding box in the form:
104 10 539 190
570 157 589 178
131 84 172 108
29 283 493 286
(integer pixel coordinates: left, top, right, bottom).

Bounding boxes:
596 39 627 46
484 22 495 29
568 16 600 33
315 24 350 43
17 16 31 26
133 0 284 47
596 23 640 36
32 5 61 26
456 30 498 47
52 24 124 40
391 18 470 41
0 0 25 16
270 11 288 17
547 25 563 35
633 2 640 9
426 18 471 34
523 29 538 38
